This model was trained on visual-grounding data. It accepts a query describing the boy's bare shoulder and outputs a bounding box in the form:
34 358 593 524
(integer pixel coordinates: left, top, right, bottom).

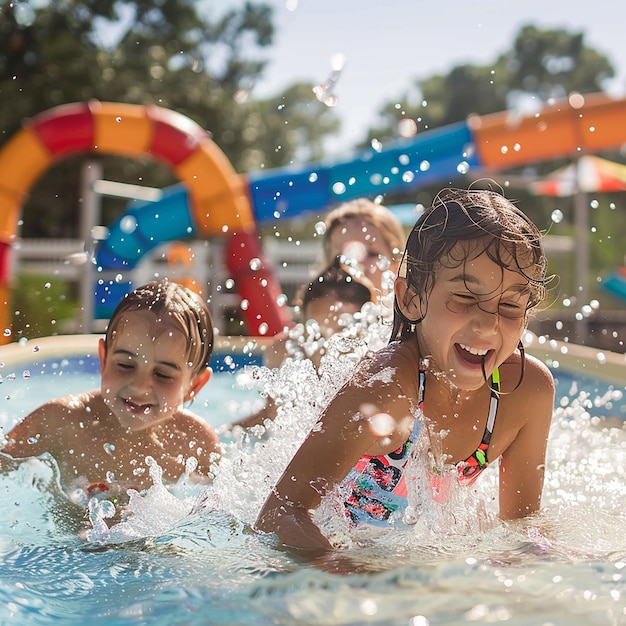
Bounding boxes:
3 390 102 458
164 410 219 443
39 390 100 412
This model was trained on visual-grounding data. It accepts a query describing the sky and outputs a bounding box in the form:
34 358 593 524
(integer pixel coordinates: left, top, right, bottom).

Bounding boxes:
237 0 626 154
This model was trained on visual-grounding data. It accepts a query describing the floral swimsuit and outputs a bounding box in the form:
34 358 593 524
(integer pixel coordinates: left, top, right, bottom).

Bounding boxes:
342 367 501 526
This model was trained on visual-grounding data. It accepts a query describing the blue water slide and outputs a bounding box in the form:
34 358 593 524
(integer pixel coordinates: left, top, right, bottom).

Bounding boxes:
248 121 475 222
95 184 195 270
95 121 475 272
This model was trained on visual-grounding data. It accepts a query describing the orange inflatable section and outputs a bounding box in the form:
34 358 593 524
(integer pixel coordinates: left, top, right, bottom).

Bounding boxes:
471 92 626 170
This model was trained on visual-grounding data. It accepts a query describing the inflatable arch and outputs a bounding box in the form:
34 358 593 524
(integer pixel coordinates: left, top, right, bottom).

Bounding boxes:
0 101 291 343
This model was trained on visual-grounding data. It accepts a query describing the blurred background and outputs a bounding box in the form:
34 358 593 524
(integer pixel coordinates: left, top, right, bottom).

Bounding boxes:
2 0 626 350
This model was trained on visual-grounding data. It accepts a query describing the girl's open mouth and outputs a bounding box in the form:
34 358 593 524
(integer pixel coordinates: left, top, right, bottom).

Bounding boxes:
455 343 493 366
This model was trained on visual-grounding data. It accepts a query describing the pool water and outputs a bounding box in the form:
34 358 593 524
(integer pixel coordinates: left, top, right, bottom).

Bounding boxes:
1 348 626 625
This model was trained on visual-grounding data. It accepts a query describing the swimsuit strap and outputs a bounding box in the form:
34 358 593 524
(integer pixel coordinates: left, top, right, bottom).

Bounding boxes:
457 368 500 484
419 365 501 485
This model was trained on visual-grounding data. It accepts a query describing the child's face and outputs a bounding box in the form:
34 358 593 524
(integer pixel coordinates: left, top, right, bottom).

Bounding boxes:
99 310 201 431
328 217 398 291
402 245 530 390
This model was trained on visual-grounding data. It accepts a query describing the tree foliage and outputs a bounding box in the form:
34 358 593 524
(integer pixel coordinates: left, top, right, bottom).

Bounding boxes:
0 0 339 237
364 25 615 143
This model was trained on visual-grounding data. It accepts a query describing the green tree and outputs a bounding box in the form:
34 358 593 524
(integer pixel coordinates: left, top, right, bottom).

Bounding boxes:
0 0 339 238
364 25 615 145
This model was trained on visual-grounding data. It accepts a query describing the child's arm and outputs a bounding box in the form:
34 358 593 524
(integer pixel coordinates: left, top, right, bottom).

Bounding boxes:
255 374 414 549
498 355 555 519
1 399 68 460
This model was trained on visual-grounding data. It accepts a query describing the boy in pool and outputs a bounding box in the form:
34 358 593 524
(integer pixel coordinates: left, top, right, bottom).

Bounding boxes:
1 279 220 505
255 187 556 549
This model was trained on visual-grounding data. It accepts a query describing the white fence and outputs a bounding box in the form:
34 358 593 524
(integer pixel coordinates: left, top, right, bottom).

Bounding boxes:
11 237 322 333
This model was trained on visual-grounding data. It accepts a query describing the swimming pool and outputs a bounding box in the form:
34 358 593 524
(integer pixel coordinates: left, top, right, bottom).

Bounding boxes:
1 333 626 625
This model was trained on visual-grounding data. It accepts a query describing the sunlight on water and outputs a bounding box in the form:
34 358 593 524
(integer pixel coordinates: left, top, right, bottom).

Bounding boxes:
1 310 626 624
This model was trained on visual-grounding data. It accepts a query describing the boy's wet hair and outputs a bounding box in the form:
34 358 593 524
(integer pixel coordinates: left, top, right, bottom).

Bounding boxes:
392 187 553 341
296 256 374 318
104 279 214 375
323 198 405 263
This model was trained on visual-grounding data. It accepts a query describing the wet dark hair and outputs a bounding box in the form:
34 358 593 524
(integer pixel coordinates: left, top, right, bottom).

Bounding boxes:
391 187 552 342
104 279 214 376
296 256 374 317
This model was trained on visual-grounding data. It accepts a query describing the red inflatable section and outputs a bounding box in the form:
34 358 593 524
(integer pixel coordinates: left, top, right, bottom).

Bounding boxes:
225 230 292 336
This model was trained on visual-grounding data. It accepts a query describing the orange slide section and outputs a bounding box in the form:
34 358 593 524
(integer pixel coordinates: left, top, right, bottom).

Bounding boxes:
470 92 626 170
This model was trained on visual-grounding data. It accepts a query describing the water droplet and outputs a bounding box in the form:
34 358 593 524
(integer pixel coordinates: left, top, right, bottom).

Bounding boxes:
22 370 30 380
120 216 138 234
240 299 249 311
369 412 395 437
14 3 35 27
314 221 327 235
551 209 563 224
249 258 262 271
258 323 269 335
398 118 417 138
332 182 347 195
376 256 391 271
103 443 116 455
3 329 11 337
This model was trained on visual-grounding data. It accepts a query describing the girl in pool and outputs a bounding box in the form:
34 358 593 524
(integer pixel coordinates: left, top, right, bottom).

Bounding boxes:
1 279 220 505
255 187 555 549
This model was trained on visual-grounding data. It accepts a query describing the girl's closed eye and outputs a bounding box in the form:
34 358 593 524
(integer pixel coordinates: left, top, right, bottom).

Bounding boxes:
448 292 479 310
497 300 527 319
